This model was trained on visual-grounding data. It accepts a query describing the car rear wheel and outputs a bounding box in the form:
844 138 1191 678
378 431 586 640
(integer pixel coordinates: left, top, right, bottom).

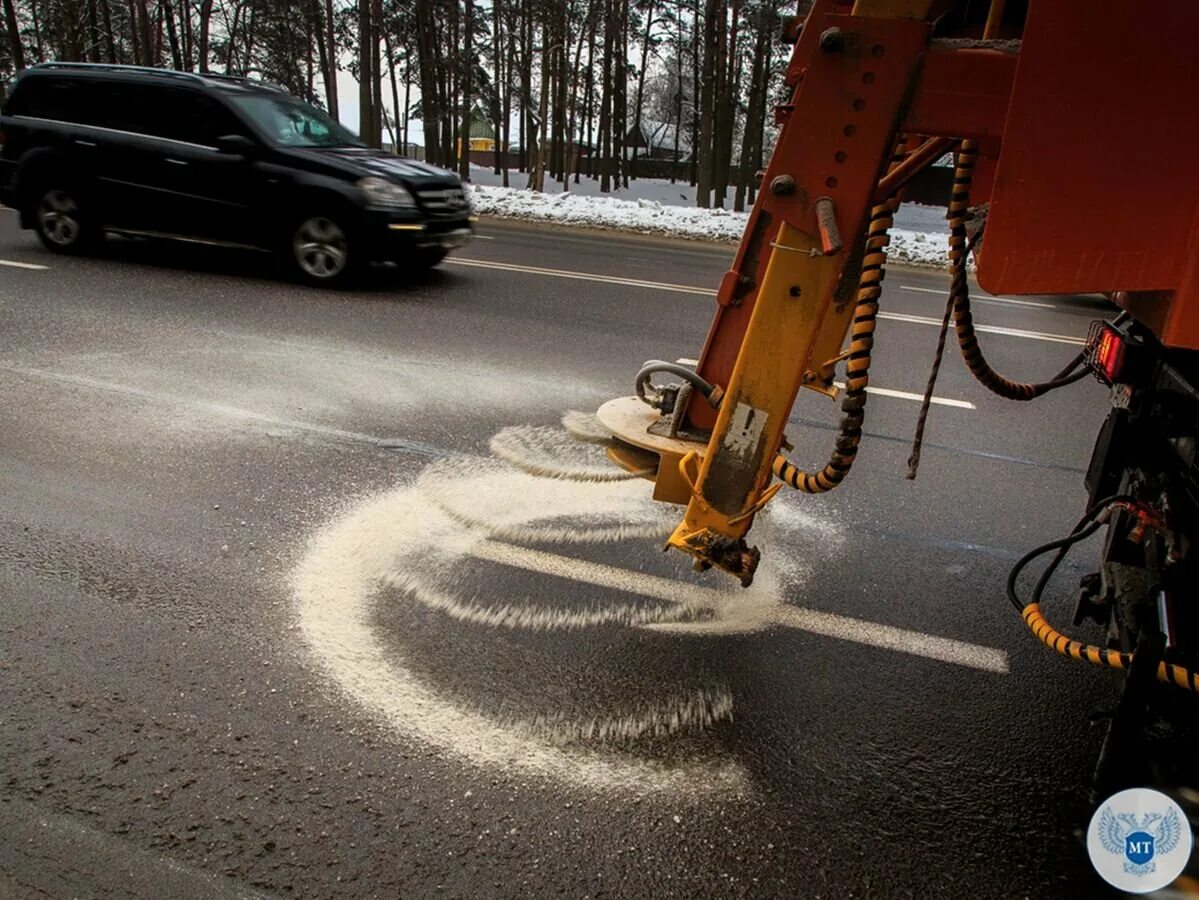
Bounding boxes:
290 214 355 286
33 187 99 255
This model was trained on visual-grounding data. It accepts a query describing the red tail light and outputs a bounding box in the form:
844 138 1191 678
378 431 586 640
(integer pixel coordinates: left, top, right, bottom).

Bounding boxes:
1087 322 1127 384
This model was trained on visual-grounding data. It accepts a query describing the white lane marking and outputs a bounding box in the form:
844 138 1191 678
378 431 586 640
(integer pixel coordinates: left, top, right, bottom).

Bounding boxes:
473 234 495 240
677 358 974 409
448 257 716 296
831 381 976 409
452 257 1086 345
0 258 48 270
473 540 1008 673
0 363 412 448
766 604 1009 673
880 310 1085 345
900 284 1056 309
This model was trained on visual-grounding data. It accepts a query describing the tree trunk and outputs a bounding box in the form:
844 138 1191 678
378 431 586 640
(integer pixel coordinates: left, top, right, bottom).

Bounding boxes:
616 0 629 187
414 0 439 165
224 0 243 72
358 0 375 146
197 0 212 71
313 0 331 104
519 0 532 173
580 14 595 183
630 0 656 181
179 0 192 68
491 0 503 175
501 2 513 184
563 13 586 189
84 0 100 62
598 0 613 192
136 0 153 65
98 0 117 62
385 30 401 154
459 0 473 179
402 61 411 152
528 21 549 191
671 0 683 182
694 0 718 207
320 0 337 116
370 0 383 145
161 0 182 68
712 0 732 208
2 0 23 70
734 9 767 212
443 0 457 165
689 1 700 186
552 6 568 182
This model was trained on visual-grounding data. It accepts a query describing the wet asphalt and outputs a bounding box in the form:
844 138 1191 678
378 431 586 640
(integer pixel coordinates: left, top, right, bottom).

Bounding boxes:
0 209 1140 897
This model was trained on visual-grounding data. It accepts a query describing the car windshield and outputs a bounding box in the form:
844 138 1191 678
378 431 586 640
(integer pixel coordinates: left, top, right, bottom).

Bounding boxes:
228 93 364 148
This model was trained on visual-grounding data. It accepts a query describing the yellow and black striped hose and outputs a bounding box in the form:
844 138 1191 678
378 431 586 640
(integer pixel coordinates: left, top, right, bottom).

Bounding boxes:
772 199 895 493
1022 603 1199 693
1009 497 1199 694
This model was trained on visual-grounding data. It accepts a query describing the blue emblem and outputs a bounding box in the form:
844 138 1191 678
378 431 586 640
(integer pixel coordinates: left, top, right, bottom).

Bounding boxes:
1099 806 1183 876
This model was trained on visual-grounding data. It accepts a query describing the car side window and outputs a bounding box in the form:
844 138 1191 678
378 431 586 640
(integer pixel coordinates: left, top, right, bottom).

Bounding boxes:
8 77 91 123
88 81 167 135
80 82 238 147
165 92 246 147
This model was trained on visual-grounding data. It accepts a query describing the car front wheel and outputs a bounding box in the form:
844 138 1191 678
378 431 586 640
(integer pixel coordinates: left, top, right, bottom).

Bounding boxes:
290 214 355 286
33 187 99 254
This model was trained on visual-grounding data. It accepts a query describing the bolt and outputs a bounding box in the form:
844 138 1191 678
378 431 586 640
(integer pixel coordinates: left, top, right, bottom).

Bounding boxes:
770 174 796 196
789 285 802 298
819 27 844 52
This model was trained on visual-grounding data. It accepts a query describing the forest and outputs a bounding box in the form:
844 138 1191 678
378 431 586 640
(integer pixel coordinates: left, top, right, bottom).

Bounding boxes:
0 0 800 209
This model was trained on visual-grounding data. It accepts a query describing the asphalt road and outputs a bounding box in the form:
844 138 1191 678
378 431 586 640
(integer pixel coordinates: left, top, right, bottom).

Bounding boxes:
0 209 1138 898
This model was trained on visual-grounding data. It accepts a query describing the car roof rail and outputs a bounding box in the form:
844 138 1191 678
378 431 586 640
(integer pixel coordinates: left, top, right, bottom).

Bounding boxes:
195 71 287 93
32 61 202 84
29 62 285 93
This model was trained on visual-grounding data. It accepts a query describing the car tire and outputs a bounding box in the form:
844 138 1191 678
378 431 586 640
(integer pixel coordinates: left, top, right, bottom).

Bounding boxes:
32 185 100 255
288 213 358 287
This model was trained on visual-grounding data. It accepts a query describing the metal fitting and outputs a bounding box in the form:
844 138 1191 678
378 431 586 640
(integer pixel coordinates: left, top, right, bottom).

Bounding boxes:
770 174 796 196
819 27 844 52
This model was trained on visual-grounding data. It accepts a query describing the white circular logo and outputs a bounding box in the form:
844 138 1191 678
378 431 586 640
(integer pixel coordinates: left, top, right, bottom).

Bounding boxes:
1087 787 1193 893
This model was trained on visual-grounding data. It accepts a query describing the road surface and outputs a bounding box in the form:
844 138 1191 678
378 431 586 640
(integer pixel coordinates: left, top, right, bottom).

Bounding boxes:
0 211 1132 897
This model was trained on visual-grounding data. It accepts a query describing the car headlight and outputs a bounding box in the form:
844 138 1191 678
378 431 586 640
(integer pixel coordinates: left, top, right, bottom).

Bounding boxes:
357 176 415 209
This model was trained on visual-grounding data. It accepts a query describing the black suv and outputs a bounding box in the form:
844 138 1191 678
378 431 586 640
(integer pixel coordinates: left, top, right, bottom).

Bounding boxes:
0 62 473 285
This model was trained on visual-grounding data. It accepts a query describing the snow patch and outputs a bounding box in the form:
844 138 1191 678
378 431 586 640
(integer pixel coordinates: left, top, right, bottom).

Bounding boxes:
468 183 952 267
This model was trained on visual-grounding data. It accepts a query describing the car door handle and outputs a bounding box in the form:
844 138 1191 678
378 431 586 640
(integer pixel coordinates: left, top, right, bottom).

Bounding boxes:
166 158 189 167
74 139 97 147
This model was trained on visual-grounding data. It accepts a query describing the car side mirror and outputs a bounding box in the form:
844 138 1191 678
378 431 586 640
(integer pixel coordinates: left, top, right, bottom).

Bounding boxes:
216 134 257 157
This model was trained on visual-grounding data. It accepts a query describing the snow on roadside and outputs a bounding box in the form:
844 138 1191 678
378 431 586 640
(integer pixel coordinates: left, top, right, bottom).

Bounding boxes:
467 183 950 268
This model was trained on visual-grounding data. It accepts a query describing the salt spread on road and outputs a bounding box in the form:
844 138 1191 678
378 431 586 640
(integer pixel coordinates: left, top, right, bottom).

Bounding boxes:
294 421 1008 796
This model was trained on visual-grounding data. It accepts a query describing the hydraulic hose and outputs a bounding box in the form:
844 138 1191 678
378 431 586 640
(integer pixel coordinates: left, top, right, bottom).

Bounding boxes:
635 360 721 409
772 198 894 493
948 142 1087 400
1008 495 1199 693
